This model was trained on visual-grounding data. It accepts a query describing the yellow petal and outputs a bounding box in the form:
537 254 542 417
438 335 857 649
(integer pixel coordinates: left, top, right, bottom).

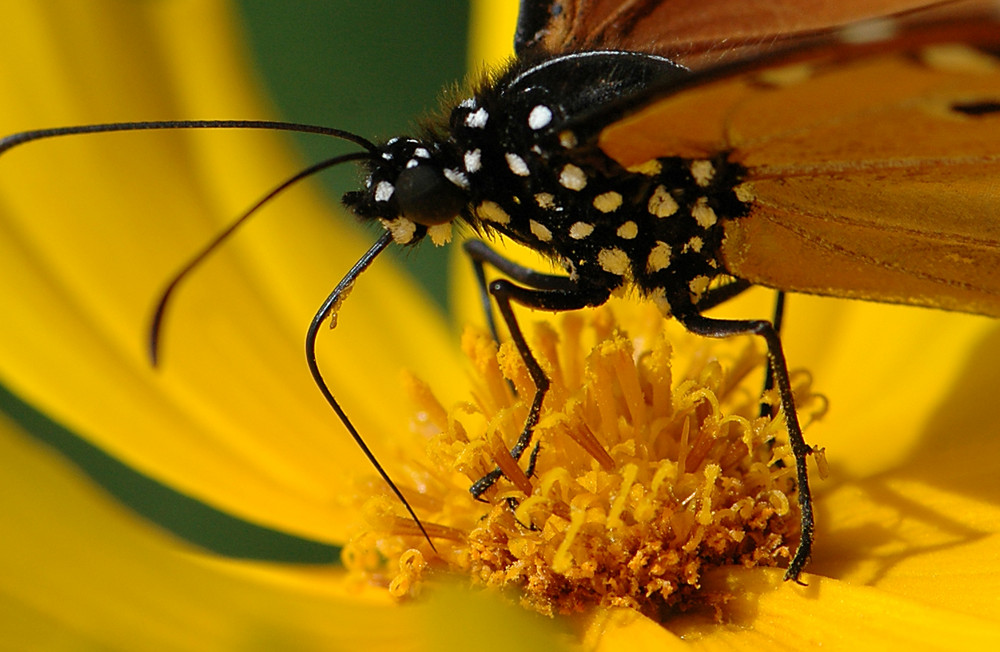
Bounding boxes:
0 0 464 543
0 410 569 650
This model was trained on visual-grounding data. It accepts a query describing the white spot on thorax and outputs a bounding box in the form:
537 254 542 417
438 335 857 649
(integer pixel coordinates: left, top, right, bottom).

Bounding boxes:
690 160 715 187
648 185 678 218
477 200 510 224
559 164 587 190
529 219 553 242
443 168 469 189
593 191 623 213
559 130 578 148
535 193 556 209
569 221 594 239
646 242 671 273
598 248 630 276
465 107 489 128
464 149 482 173
692 197 718 228
505 152 531 176
616 221 638 239
413 147 430 159
528 105 553 130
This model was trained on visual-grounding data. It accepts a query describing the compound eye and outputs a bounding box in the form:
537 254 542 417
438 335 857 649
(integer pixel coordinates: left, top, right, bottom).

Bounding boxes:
395 164 466 225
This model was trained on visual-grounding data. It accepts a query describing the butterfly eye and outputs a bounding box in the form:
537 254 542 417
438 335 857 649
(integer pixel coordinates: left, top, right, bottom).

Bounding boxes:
395 163 466 225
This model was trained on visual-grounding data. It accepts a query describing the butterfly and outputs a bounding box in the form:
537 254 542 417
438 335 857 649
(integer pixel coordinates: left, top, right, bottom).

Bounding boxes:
2 0 998 583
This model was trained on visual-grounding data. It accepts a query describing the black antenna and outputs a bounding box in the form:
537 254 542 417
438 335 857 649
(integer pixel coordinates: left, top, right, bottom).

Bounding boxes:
306 231 437 549
148 150 372 365
0 120 377 155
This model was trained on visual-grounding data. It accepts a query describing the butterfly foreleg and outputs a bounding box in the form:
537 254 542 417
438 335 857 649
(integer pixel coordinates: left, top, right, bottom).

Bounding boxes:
463 239 609 498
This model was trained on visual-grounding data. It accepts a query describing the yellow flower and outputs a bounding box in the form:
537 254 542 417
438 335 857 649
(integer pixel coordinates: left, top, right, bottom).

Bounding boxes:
2 0 1000 650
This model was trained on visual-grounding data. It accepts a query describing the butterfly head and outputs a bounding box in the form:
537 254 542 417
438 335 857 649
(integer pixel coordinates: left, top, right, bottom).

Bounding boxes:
343 135 470 245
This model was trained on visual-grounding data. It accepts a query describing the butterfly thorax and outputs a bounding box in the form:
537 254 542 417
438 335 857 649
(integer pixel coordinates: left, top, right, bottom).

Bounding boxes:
344 50 753 313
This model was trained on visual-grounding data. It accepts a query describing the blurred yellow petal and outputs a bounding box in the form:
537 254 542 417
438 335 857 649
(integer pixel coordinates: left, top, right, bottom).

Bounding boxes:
0 0 464 543
0 411 569 651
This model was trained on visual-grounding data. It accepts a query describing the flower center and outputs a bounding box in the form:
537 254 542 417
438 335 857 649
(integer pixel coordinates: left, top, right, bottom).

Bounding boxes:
342 303 820 619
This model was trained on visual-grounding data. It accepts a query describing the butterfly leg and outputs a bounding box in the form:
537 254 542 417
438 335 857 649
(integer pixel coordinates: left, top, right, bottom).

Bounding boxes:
464 239 578 342
674 308 814 584
463 241 609 498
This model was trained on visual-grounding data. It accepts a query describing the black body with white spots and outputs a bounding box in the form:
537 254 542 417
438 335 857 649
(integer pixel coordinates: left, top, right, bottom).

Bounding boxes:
343 51 751 318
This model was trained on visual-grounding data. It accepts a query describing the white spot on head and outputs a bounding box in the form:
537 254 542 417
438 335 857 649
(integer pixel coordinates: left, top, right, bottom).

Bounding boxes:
405 158 419 168
535 193 556 209
464 149 482 173
529 219 553 242
382 151 393 160
413 147 431 159
458 98 476 109
616 221 638 239
528 104 553 130
646 242 671 273
559 164 587 190
692 197 718 228
598 247 630 276
375 181 394 202
569 221 594 239
386 137 400 145
559 130 578 149
443 168 470 189
428 222 452 246
648 186 678 218
593 191 623 213
379 217 417 244
465 107 489 128
477 200 510 224
690 160 715 187
505 152 530 176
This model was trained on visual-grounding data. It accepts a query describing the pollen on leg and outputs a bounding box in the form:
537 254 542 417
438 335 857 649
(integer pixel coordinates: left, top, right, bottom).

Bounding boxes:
342 305 821 621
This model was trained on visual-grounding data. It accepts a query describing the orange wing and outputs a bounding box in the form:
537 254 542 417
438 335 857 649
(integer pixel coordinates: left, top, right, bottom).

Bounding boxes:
597 10 1000 316
515 0 966 67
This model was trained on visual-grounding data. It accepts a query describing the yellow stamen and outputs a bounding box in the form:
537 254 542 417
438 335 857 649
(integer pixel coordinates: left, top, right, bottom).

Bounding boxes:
342 303 822 619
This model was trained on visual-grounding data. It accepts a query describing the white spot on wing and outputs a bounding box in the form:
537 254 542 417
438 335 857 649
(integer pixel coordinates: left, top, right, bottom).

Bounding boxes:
839 17 896 44
535 193 556 209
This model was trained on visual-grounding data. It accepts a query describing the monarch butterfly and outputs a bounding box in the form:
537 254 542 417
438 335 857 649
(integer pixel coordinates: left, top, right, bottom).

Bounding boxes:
2 0 998 585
